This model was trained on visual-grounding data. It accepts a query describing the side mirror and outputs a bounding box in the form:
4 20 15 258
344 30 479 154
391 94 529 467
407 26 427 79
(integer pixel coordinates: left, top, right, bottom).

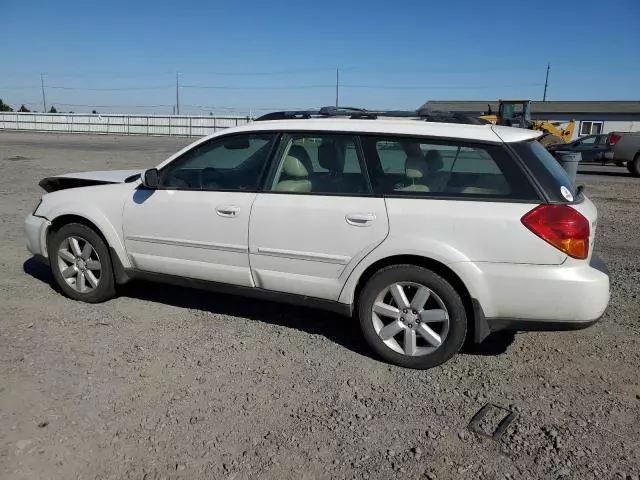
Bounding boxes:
141 168 159 189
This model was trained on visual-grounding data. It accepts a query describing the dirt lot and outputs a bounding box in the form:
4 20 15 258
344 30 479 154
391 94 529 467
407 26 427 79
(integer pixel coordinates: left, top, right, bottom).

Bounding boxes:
1 132 639 480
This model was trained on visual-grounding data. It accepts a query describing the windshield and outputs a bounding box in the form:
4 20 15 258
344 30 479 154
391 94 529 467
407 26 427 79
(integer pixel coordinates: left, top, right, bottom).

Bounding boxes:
511 140 580 203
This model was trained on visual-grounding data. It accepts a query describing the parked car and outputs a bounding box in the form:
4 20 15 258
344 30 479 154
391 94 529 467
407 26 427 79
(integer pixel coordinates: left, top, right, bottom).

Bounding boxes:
24 109 610 369
609 131 640 176
546 134 615 164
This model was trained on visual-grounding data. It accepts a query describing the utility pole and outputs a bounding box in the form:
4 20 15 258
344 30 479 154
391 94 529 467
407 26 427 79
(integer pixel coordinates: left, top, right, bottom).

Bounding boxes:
40 73 47 112
335 67 340 109
175 72 180 115
542 63 550 101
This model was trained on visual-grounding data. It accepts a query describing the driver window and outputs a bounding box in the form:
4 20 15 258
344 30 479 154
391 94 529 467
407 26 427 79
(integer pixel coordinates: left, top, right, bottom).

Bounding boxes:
159 133 276 191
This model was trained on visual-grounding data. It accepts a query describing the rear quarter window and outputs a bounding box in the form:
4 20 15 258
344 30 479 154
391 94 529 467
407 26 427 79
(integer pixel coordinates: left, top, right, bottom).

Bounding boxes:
511 140 581 203
360 135 539 201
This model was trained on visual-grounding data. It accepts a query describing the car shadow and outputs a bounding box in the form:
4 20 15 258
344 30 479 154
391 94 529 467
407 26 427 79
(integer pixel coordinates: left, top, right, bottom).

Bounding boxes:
24 256 56 287
23 257 515 363
121 279 377 359
23 257 374 359
460 331 516 356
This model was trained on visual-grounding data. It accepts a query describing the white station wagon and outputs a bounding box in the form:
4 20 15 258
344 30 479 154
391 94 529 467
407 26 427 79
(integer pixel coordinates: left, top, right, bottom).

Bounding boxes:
24 108 610 368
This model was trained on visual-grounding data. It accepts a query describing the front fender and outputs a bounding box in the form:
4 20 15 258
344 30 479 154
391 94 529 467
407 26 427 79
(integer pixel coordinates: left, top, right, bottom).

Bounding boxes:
39 202 131 269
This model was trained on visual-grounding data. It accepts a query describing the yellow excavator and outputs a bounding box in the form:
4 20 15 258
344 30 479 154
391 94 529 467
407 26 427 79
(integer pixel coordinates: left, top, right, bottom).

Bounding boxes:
479 100 575 146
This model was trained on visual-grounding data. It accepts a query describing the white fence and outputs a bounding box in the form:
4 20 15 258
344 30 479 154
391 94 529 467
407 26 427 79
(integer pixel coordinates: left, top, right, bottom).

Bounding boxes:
0 112 252 137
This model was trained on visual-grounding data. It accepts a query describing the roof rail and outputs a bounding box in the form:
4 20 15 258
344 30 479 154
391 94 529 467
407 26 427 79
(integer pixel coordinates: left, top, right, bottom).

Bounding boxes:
254 110 316 121
254 107 374 121
254 106 490 125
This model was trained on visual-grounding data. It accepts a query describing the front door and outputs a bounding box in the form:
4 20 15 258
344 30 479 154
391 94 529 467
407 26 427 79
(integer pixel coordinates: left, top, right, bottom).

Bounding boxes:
249 133 389 300
123 132 278 286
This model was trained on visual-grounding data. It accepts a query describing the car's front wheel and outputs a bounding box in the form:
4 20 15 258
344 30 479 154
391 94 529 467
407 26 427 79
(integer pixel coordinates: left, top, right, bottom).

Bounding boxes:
48 222 115 303
358 265 467 369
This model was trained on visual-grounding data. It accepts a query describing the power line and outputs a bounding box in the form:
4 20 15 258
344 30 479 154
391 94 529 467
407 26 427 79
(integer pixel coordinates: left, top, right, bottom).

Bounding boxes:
0 66 557 79
40 102 175 108
181 84 334 90
341 83 544 90
2 82 543 92
47 85 173 91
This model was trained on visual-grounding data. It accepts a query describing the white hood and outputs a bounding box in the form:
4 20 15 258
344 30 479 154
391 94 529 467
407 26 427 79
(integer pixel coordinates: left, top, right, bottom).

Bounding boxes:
40 169 143 192
52 169 143 183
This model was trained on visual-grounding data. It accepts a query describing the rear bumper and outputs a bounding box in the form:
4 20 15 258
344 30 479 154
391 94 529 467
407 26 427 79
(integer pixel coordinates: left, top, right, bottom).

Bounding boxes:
459 255 610 342
24 214 50 258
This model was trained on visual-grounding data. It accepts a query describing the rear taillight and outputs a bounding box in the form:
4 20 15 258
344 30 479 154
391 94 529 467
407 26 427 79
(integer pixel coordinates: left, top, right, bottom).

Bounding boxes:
521 205 590 259
609 134 621 146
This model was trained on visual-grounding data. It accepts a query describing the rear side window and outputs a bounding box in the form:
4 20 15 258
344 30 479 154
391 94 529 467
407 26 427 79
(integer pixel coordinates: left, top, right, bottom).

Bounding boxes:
511 140 579 203
267 134 370 195
360 135 538 201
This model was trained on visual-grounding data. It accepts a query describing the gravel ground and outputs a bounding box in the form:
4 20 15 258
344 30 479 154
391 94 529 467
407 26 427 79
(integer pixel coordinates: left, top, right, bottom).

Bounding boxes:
1 132 639 480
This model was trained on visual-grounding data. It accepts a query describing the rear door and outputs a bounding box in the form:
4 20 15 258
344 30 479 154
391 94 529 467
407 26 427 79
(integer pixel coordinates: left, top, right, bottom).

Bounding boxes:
249 133 389 300
360 135 564 265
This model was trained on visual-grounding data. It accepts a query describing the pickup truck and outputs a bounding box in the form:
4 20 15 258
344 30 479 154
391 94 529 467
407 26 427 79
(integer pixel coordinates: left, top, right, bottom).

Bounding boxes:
610 132 640 176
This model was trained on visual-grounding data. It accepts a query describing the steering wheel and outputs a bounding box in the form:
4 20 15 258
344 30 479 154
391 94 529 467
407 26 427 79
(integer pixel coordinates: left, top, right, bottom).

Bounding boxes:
200 168 225 189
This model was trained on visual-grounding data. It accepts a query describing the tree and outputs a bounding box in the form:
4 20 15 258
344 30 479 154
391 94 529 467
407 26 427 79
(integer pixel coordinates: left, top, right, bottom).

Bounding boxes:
49 106 57 113
0 99 13 112
18 104 30 112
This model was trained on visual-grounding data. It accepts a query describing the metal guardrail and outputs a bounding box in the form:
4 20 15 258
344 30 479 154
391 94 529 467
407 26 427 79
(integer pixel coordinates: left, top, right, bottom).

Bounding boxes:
0 112 252 137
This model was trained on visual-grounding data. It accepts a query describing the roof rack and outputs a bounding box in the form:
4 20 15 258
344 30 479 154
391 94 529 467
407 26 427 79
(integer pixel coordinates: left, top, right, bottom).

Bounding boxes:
255 106 490 125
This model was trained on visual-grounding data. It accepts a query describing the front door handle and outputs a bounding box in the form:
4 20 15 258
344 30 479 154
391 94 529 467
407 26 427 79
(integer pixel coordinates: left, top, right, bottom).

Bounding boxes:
346 213 376 226
216 205 240 217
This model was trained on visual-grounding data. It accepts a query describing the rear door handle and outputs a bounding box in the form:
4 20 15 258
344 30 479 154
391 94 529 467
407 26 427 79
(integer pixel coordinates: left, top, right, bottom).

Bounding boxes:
216 205 240 217
346 213 376 226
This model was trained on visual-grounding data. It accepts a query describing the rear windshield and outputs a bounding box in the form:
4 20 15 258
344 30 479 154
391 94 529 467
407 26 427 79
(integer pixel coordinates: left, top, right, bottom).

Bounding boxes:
511 140 580 203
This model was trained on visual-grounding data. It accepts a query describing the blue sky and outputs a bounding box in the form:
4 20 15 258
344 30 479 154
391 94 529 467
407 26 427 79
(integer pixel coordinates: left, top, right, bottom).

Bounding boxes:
2 0 639 114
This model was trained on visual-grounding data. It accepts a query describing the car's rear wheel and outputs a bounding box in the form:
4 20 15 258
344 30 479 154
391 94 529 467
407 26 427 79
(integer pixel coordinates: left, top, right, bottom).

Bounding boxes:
48 223 115 303
357 265 467 369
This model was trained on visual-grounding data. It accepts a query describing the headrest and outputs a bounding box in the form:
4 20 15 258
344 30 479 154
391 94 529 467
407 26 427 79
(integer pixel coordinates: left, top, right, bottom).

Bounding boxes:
281 155 309 178
424 149 443 171
288 145 312 173
405 156 429 180
318 141 345 173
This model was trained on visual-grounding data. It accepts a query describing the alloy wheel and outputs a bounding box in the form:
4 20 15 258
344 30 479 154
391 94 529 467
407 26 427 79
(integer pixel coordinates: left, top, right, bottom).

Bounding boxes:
371 281 450 356
56 236 102 293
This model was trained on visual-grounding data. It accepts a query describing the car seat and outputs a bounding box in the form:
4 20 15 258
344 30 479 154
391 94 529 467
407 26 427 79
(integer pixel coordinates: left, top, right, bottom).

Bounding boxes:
314 140 346 192
273 155 312 192
396 155 431 192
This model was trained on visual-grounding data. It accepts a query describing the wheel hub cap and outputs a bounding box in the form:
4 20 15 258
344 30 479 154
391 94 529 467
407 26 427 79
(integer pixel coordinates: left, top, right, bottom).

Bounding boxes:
56 236 102 293
371 281 450 357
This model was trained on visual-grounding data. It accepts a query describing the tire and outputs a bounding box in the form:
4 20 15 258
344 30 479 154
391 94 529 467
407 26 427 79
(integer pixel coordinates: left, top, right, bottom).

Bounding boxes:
357 265 467 369
628 153 640 177
48 222 116 303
